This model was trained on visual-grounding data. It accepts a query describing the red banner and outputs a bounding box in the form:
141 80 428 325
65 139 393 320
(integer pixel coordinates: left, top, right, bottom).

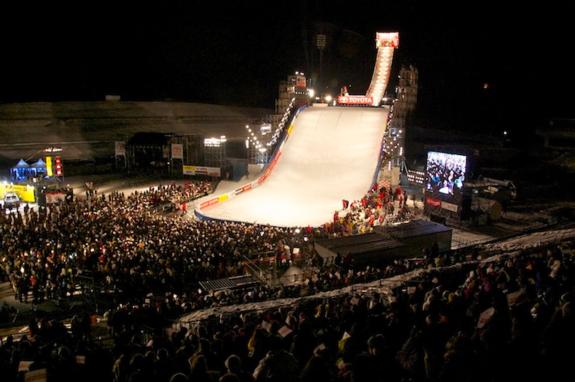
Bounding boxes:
337 95 373 105
199 197 219 209
54 156 63 176
426 196 441 207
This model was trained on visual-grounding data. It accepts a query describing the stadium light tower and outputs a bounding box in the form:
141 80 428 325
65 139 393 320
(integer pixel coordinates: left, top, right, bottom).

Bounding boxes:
366 32 399 107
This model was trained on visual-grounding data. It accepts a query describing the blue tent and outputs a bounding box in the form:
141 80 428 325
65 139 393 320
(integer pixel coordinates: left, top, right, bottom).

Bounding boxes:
29 158 47 177
10 159 30 182
14 159 30 168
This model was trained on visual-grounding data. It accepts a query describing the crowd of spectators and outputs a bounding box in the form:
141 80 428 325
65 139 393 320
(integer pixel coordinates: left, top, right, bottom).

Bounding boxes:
322 186 417 237
0 183 313 310
4 180 573 381
1 240 572 382
0 181 425 314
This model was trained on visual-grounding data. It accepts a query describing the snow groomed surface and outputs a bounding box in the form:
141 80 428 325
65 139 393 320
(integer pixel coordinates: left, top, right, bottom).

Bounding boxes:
197 106 389 227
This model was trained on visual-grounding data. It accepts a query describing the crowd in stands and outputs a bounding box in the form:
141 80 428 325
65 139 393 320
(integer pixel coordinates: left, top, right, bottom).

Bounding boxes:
1 239 572 381
0 181 425 315
0 182 310 311
3 181 574 381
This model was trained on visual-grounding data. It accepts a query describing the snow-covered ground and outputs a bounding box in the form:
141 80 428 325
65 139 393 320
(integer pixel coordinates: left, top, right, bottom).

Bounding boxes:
200 107 389 227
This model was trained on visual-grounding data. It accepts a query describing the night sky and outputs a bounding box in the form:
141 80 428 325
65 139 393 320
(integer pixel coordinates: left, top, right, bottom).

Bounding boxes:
0 1 573 136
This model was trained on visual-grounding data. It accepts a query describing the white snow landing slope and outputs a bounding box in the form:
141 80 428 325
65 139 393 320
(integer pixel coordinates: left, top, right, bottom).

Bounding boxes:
201 106 388 227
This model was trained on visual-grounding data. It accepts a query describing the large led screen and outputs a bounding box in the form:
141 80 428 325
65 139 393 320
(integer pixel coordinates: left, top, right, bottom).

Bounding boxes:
426 151 467 201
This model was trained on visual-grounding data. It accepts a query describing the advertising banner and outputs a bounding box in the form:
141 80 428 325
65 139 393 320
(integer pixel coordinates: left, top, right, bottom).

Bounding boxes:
199 197 219 209
46 156 53 177
234 183 252 195
0 184 36 203
183 165 221 177
337 95 374 105
171 143 183 159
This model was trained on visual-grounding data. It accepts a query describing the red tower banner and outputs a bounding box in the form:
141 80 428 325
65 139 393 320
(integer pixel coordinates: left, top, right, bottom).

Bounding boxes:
54 156 63 176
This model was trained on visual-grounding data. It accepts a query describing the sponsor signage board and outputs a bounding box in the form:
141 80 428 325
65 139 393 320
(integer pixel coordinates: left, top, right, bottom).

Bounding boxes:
183 165 221 177
46 156 53 177
337 95 374 105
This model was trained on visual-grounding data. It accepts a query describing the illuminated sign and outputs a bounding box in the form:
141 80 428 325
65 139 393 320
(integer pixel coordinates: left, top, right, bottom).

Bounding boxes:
260 123 272 134
337 95 374 105
426 151 466 200
204 136 227 147
43 147 63 153
376 32 399 48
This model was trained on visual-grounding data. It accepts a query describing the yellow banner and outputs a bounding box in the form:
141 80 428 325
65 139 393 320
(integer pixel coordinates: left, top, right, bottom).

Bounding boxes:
46 156 53 177
218 194 229 203
0 183 36 203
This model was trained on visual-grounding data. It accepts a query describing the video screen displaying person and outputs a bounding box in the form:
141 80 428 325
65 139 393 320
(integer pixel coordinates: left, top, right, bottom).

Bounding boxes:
426 152 466 199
